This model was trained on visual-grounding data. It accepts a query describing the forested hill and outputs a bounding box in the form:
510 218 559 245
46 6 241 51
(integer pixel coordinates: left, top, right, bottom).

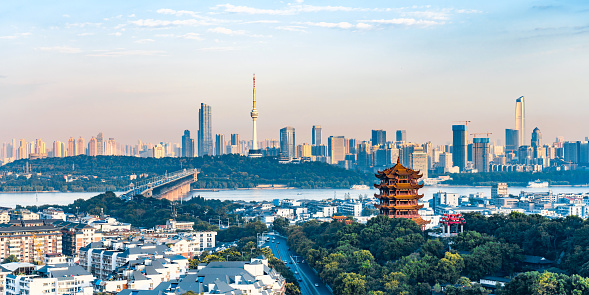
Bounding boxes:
0 154 374 190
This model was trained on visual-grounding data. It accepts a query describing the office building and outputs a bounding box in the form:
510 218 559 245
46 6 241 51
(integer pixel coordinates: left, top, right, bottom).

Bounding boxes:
371 130 386 146
328 136 346 165
410 147 428 179
279 126 296 159
473 137 490 172
198 103 213 156
531 127 542 148
505 129 520 153
215 134 226 156
181 130 194 157
297 143 312 158
396 130 407 142
452 125 467 172
312 125 323 146
491 183 508 198
230 134 239 146
515 96 525 145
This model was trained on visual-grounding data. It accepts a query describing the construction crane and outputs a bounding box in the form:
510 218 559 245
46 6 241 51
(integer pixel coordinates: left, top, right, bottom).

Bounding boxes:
470 132 493 138
31 234 43 265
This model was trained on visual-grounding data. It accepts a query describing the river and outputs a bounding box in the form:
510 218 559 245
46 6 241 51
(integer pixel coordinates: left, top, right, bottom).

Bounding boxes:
1 185 588 208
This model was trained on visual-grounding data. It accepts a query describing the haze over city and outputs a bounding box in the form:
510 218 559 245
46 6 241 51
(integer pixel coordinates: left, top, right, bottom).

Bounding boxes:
1 0 588 145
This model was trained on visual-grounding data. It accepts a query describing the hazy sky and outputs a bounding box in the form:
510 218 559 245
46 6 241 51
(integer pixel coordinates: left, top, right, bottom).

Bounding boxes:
1 0 588 146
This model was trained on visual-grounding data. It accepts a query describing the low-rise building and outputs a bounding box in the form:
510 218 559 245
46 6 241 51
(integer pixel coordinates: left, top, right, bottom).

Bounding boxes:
166 219 195 231
6 263 94 295
52 220 102 256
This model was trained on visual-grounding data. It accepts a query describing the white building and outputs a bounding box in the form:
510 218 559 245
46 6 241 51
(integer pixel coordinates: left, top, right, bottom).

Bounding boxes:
338 202 362 217
164 232 217 258
39 208 67 221
6 264 94 295
432 191 460 214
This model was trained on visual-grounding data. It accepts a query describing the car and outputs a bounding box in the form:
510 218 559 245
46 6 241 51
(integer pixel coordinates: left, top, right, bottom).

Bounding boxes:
298 278 302 282
314 283 319 287
294 271 299 274
277 242 280 244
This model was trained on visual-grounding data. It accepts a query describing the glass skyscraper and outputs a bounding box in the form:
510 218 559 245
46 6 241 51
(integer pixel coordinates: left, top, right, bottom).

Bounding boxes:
280 126 296 159
452 125 467 172
198 103 213 156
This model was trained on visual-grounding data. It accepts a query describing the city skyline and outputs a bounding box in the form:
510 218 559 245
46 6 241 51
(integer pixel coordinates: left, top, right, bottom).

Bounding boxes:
1 1 589 145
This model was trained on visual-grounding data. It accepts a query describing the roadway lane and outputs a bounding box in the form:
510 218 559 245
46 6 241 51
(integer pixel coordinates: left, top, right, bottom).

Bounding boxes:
263 234 332 295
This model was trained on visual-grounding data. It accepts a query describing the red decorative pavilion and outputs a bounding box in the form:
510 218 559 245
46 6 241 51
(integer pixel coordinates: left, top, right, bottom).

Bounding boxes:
374 158 430 228
440 214 465 234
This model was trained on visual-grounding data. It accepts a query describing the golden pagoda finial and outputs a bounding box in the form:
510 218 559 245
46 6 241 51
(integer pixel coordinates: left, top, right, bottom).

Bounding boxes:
396 158 401 165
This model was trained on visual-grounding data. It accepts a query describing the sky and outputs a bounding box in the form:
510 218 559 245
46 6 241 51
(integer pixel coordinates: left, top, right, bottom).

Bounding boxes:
1 0 588 146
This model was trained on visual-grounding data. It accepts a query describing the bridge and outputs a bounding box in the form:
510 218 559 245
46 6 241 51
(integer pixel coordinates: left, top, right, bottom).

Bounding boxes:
119 169 199 201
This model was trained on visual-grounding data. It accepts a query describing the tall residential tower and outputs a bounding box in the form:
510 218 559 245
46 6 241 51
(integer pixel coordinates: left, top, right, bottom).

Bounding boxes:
198 103 213 156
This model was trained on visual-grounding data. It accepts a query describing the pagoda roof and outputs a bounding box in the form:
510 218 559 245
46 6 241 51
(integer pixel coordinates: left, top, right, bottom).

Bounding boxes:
411 217 431 226
375 183 424 190
375 204 424 210
375 193 424 200
376 159 423 179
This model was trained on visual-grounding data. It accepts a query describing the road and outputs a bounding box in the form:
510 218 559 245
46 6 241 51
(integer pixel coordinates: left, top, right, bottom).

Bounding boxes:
263 234 332 295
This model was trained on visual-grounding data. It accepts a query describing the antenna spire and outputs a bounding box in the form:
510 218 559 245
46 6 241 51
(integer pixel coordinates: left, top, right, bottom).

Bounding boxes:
253 74 256 108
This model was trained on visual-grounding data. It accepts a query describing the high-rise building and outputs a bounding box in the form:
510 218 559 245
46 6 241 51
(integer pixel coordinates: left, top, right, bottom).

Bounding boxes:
53 140 64 158
452 125 467 172
96 132 104 156
181 130 194 157
87 137 97 156
312 125 322 146
249 75 262 158
76 137 85 156
297 143 312 158
280 126 296 159
67 137 76 157
215 134 226 156
472 137 490 172
328 136 346 165
371 130 386 146
505 129 520 153
231 134 239 146
531 127 542 148
396 130 406 142
515 96 525 145
410 147 428 179
198 103 213 156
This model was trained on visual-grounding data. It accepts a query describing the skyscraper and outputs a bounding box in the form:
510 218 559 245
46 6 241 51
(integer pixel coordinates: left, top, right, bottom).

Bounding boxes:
216 134 226 156
410 147 428 179
52 141 61 158
515 96 525 145
328 136 346 165
181 130 194 157
531 127 542 148
396 130 406 142
96 132 104 156
280 126 296 159
77 136 85 156
231 134 239 146
198 103 213 156
67 137 76 157
505 129 520 153
88 137 97 156
452 125 467 172
472 137 490 172
372 130 386 146
249 75 262 158
312 125 322 146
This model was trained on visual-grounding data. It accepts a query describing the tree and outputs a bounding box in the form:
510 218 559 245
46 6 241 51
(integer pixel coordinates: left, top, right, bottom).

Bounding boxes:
2 255 19 263
334 272 367 295
421 239 445 258
285 282 301 295
434 252 464 284
273 217 290 235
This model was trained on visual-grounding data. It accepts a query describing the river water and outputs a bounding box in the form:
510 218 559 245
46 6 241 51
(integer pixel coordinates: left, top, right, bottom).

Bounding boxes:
2 186 588 208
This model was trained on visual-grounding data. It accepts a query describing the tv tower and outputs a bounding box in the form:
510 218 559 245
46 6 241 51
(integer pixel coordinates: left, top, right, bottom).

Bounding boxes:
249 74 262 158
